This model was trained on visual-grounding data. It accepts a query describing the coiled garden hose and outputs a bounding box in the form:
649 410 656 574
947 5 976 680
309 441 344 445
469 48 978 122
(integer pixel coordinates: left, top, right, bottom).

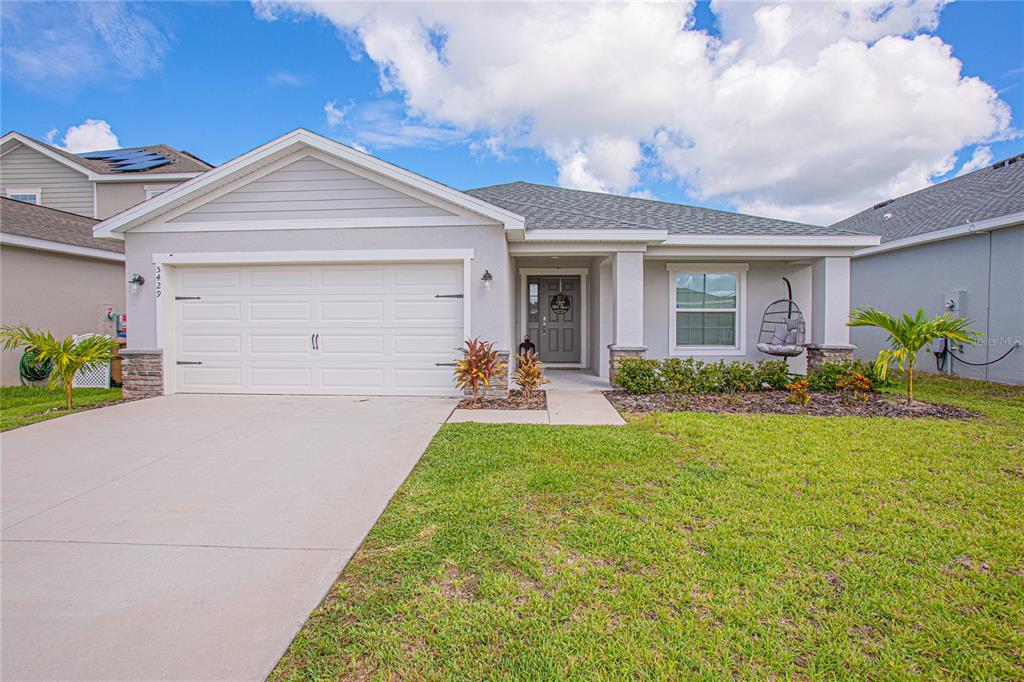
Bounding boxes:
19 347 52 385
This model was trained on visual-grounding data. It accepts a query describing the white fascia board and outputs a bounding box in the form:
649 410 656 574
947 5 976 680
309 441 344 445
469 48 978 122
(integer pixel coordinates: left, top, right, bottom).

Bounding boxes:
662 234 880 247
525 228 668 243
94 129 525 238
0 233 125 262
854 211 1024 257
152 248 474 265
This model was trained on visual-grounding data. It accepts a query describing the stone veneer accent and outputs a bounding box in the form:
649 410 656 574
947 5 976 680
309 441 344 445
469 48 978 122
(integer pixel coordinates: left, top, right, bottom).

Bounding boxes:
805 344 856 372
608 345 648 383
119 349 164 399
462 349 511 400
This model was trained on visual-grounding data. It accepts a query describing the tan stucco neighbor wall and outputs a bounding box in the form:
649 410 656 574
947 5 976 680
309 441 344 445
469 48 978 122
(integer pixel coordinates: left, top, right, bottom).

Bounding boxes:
0 245 125 384
96 182 181 219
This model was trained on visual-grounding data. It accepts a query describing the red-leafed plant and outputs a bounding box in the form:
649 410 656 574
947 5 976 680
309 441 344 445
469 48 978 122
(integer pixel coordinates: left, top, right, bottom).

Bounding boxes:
454 338 507 402
513 350 549 399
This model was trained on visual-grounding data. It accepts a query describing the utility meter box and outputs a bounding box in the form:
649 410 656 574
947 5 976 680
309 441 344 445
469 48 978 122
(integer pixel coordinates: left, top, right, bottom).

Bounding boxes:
944 290 965 314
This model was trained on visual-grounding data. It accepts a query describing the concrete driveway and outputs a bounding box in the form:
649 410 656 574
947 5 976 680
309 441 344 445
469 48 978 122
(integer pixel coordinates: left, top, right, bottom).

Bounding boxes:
1 394 457 681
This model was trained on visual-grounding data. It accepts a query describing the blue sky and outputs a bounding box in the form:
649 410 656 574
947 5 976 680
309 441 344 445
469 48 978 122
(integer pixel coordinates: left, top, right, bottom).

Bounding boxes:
2 1 1021 224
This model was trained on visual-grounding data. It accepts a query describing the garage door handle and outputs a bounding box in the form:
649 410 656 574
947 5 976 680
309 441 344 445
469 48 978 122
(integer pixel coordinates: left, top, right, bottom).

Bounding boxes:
176 361 202 365
311 334 316 350
315 333 320 350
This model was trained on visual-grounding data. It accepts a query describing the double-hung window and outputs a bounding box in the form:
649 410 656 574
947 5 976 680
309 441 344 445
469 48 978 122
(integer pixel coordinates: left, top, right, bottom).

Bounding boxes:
668 263 747 355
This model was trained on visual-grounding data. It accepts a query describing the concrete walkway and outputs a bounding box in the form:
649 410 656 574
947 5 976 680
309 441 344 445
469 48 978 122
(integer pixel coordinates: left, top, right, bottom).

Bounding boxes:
1 394 456 681
449 389 624 426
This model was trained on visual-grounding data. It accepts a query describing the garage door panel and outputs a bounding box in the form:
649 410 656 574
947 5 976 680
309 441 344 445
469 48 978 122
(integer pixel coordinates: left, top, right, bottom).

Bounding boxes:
317 334 384 356
173 262 464 396
249 334 314 354
180 334 242 354
320 301 384 322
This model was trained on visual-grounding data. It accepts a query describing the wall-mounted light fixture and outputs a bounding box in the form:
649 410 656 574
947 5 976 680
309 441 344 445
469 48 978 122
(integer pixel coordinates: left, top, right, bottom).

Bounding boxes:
481 269 493 291
128 273 145 294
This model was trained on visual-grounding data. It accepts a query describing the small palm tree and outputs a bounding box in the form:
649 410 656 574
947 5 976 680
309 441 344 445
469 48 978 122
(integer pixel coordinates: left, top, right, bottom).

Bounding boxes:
0 325 118 410
847 307 979 404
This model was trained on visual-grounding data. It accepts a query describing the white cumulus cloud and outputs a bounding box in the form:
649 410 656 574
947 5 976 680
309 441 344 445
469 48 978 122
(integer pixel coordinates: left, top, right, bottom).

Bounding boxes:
58 119 121 153
956 146 994 176
254 0 1014 224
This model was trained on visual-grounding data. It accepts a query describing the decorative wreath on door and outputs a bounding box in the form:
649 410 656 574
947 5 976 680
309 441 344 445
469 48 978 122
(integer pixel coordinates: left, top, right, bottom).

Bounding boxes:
550 294 571 315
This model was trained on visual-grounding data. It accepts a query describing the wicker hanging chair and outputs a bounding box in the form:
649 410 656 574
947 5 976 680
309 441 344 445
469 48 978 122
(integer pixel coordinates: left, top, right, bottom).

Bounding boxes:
756 278 806 357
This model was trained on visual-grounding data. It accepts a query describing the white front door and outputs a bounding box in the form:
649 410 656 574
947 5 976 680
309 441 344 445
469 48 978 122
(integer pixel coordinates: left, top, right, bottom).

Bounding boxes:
172 262 464 396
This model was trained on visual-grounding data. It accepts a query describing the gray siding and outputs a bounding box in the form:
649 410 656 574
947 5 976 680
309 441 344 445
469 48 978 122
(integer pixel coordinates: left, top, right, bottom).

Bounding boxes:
0 145 94 217
170 157 456 223
851 225 1024 384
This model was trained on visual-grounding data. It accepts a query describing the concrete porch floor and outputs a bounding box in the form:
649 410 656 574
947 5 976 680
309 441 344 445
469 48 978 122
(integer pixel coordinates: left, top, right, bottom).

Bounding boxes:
543 369 613 391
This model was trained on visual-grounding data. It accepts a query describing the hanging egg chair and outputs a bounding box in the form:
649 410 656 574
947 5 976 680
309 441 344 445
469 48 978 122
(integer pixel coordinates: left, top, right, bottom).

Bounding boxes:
756 277 806 357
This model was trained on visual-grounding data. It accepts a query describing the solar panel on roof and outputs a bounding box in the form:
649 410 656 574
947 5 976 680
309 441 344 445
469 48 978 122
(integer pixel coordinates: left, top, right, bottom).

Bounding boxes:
77 148 171 172
111 158 172 172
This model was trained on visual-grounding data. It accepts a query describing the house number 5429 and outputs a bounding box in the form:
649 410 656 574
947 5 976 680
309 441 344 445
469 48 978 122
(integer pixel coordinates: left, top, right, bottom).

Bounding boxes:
155 264 162 298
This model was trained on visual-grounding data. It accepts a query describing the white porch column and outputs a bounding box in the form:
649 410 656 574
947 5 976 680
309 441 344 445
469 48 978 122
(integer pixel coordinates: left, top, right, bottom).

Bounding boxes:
598 257 613 378
808 256 855 369
608 251 647 379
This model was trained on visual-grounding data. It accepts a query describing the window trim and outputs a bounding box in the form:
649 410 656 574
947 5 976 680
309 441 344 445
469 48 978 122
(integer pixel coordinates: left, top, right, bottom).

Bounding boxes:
145 185 174 200
6 188 41 205
666 262 748 356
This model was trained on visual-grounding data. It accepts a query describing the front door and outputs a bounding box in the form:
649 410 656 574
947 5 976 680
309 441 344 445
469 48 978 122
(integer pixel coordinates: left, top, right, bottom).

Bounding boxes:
527 276 581 364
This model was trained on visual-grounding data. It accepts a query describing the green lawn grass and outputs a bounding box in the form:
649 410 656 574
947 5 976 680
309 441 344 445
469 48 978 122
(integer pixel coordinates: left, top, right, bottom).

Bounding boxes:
1 385 122 431
274 376 1024 680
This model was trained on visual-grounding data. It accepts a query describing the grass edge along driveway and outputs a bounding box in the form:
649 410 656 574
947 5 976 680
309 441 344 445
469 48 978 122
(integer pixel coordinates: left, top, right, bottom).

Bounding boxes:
1 386 122 431
273 376 1024 680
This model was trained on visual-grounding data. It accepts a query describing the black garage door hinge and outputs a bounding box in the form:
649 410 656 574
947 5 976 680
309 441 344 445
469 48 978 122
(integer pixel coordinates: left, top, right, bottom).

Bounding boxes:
435 362 457 367
175 296 202 301
176 361 203 365
434 293 464 298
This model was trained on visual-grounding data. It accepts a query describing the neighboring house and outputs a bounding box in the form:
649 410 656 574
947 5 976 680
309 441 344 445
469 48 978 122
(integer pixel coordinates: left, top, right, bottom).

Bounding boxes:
0 131 213 220
0 197 126 384
91 129 878 399
843 154 1024 385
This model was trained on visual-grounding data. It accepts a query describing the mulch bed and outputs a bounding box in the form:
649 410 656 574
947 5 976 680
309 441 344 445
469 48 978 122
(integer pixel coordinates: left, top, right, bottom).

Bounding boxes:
25 399 127 419
457 390 547 410
605 390 976 419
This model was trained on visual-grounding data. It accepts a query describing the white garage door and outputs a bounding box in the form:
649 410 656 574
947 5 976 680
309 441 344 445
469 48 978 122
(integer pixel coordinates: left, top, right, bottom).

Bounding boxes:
172 262 464 396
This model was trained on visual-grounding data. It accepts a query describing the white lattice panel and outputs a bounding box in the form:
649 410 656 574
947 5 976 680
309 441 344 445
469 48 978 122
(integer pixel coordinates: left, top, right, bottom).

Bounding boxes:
72 335 111 389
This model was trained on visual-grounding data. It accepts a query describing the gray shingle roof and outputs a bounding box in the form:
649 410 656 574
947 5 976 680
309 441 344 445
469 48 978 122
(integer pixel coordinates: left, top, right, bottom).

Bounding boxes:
830 154 1024 243
8 132 214 175
465 182 868 236
0 197 123 254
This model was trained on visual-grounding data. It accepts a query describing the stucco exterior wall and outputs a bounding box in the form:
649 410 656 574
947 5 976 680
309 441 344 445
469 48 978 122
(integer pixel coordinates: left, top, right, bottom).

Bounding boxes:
123 224 511 352
643 259 812 373
96 182 181 219
851 225 1024 384
0 145 94 217
1 246 125 384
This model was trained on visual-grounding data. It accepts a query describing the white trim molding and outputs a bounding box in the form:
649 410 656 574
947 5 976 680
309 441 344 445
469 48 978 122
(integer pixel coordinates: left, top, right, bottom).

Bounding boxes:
854 211 1024 257
151 248 474 266
664 234 880 247
93 129 526 238
5 188 42 204
518 267 589 369
666 262 749 357
525 228 668 243
0 233 126 262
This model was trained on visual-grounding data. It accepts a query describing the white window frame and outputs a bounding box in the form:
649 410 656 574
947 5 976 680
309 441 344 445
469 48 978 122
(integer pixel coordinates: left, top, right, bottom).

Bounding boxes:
6 188 41 204
666 262 748 356
145 185 173 200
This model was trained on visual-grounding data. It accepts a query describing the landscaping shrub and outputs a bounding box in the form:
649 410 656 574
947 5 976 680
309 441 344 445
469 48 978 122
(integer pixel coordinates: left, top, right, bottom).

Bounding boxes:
454 338 507 401
754 359 791 390
786 379 811 405
613 357 662 394
723 361 758 392
808 359 894 392
660 357 697 394
690 360 727 393
513 350 549 398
